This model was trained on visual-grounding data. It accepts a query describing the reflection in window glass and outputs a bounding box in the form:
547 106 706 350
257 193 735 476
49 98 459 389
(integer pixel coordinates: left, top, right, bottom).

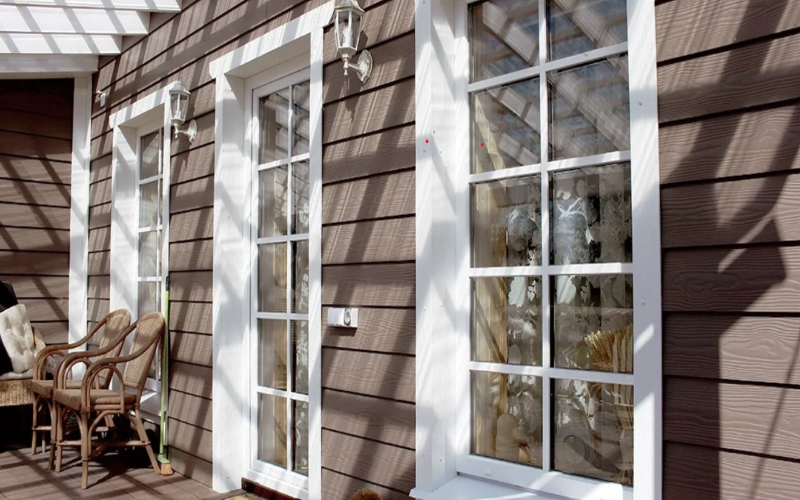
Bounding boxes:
258 243 288 313
472 78 541 173
293 161 310 234
258 394 288 467
259 167 288 238
293 401 309 475
552 274 633 373
547 0 627 62
553 379 633 485
549 56 629 160
472 371 542 467
259 90 290 164
551 163 631 265
472 277 542 366
258 320 288 390
293 82 310 156
140 131 161 179
470 0 539 82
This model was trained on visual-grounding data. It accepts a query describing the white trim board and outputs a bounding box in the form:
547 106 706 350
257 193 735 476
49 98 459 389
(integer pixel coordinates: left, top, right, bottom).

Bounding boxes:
0 5 149 35
412 0 663 499
0 0 182 11
0 54 97 76
209 1 331 496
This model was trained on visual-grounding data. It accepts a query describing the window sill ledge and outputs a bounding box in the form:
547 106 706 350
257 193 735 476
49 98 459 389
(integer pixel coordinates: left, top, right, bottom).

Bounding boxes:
410 476 564 500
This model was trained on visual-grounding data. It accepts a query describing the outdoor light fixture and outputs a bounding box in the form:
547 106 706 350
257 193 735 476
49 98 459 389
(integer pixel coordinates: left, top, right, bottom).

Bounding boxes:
333 0 372 84
169 82 197 143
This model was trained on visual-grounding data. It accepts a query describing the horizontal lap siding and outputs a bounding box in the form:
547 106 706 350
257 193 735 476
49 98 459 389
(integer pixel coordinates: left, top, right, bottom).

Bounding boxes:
320 0 415 498
657 0 800 498
0 79 72 345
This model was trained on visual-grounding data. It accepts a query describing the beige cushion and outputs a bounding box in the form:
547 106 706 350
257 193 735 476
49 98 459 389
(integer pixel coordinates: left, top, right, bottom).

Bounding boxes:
0 305 36 373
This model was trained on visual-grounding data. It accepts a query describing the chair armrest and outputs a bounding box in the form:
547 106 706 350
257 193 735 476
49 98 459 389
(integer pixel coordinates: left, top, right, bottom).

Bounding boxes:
34 348 65 380
55 322 136 386
82 361 125 410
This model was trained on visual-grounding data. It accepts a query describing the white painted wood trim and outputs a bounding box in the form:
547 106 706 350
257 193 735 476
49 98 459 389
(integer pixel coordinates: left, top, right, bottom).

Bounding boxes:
210 4 331 495
412 0 662 498
0 0 182 11
0 54 97 76
0 5 149 35
0 33 122 55
68 76 91 347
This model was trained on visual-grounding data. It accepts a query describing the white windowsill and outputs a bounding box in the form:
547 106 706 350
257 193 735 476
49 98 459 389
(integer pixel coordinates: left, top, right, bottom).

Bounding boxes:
411 476 565 500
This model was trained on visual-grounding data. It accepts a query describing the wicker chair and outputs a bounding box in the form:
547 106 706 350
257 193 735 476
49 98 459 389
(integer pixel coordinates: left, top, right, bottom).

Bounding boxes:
30 308 131 463
52 312 165 489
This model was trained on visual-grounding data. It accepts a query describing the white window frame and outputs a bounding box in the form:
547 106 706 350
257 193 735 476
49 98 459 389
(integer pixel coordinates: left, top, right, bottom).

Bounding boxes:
411 0 662 499
247 64 312 493
109 83 175 418
209 2 331 496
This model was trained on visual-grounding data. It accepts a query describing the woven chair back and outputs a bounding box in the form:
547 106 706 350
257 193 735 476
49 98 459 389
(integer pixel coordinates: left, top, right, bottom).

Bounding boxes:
122 312 165 392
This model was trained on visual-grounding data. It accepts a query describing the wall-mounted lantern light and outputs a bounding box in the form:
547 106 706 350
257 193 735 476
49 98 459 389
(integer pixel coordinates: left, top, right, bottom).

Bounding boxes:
334 0 372 84
169 82 197 143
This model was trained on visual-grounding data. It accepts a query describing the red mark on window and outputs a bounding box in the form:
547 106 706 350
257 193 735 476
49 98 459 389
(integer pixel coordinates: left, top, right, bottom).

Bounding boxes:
425 139 429 143
481 143 484 147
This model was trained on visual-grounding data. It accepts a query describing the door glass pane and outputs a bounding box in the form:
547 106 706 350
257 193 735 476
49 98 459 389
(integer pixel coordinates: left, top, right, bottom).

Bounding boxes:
472 78 540 173
259 90 290 164
293 82 310 156
257 394 287 467
472 277 542 366
292 240 309 314
139 181 161 227
552 274 633 373
470 0 539 83
138 230 160 277
138 282 158 319
292 161 310 234
292 321 308 395
553 379 633 486
549 55 629 160
472 176 541 267
140 131 160 179
547 0 627 62
258 319 287 390
259 166 288 238
472 371 542 467
551 163 631 265
258 243 287 313
293 400 309 475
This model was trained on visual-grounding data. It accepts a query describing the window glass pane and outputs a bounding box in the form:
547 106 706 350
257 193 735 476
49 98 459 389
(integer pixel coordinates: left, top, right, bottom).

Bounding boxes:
258 319 287 390
472 371 542 467
470 0 539 83
259 166 288 238
551 163 631 265
552 274 632 373
472 277 541 366
292 240 309 314
292 320 308 395
472 176 541 267
553 379 633 486
258 243 287 313
293 400 309 475
293 82 310 156
548 55 629 161
259 90 291 164
138 230 160 277
138 282 159 319
257 394 287 467
472 78 540 173
293 161 310 234
140 131 160 179
547 0 627 62
139 181 161 227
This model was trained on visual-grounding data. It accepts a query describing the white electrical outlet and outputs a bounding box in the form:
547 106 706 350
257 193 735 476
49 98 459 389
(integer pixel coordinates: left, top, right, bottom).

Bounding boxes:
327 307 358 328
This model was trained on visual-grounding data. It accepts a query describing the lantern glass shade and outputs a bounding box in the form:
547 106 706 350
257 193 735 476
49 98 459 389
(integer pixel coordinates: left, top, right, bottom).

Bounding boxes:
334 0 363 60
169 83 190 127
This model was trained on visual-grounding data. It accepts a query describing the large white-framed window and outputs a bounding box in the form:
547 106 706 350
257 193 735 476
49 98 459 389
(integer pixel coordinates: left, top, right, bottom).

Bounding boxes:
413 0 661 499
209 3 329 496
109 84 175 417
247 66 312 493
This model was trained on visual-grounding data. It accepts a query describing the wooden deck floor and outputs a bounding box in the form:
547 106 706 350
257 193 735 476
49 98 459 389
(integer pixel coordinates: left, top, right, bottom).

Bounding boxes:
0 446 217 500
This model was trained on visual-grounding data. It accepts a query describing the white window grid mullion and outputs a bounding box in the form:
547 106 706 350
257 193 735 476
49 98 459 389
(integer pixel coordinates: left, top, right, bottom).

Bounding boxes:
468 263 631 278
548 263 633 276
255 385 310 403
139 173 162 186
466 42 629 94
257 312 309 322
258 153 310 172
537 0 551 474
285 83 295 474
257 234 309 245
138 277 162 283
468 362 633 387
138 224 162 234
469 163 542 184
250 87 261 471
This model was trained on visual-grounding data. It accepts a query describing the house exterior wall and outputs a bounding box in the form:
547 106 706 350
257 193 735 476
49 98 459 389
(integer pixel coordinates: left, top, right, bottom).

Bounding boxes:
656 0 800 498
87 0 414 495
0 79 72 345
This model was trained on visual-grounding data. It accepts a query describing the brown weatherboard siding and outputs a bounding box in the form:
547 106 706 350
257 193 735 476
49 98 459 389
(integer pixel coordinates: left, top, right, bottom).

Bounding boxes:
0 79 72 345
88 0 414 494
656 0 800 498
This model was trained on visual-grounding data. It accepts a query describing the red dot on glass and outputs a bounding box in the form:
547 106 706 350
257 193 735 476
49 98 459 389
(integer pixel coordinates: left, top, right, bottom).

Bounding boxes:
425 139 428 143
481 143 484 147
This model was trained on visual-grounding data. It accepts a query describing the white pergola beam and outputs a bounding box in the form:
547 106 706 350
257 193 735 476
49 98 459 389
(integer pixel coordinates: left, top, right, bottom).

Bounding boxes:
0 32 121 54
0 5 150 35
0 0 181 11
0 53 97 76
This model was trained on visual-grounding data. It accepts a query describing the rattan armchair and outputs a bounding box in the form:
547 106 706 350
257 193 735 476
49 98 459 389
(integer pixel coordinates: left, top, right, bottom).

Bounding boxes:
52 312 165 489
30 309 131 459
